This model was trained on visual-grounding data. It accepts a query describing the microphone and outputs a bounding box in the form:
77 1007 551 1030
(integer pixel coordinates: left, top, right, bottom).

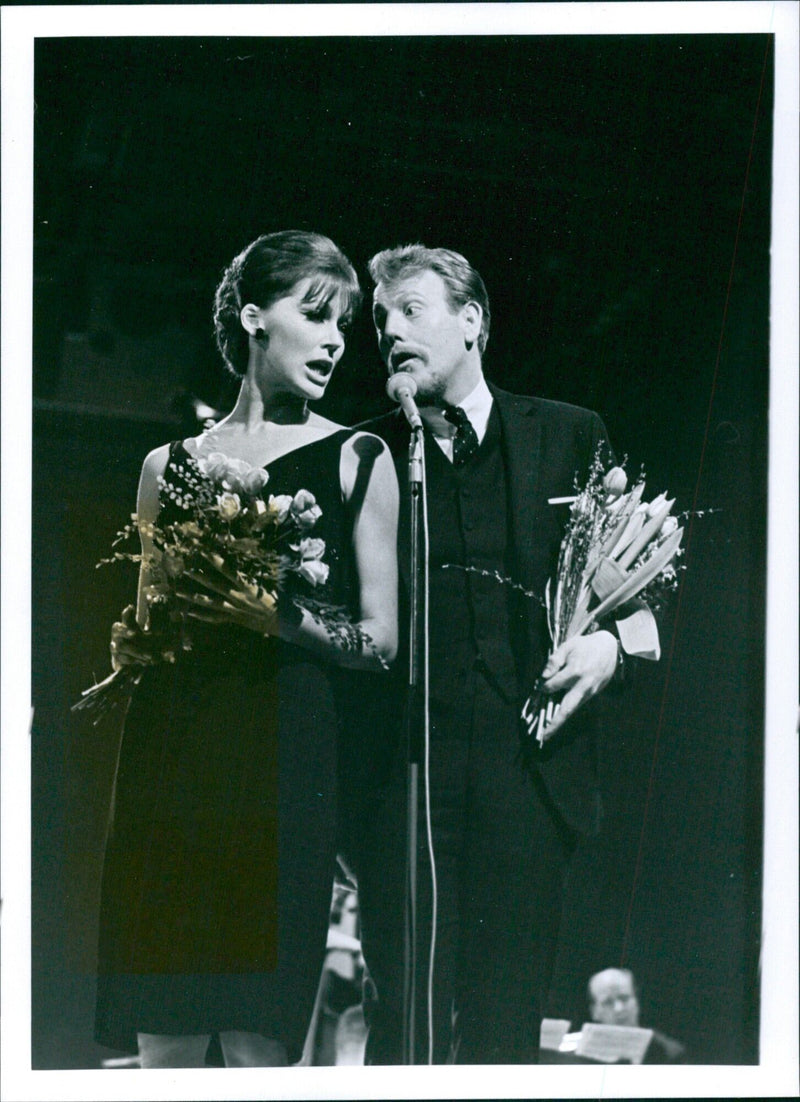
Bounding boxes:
386 371 423 430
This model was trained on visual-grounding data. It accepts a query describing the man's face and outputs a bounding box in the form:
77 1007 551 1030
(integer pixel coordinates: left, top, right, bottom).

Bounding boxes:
589 971 640 1027
371 269 476 405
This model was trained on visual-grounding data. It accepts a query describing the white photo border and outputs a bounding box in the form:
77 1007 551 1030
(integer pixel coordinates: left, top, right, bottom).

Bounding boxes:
2 4 797 1099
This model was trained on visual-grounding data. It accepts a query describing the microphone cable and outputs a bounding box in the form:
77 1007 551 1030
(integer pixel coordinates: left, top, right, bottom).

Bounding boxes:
419 438 438 1066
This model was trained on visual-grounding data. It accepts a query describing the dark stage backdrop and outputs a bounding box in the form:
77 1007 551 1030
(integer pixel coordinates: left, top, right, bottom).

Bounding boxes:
32 34 771 1067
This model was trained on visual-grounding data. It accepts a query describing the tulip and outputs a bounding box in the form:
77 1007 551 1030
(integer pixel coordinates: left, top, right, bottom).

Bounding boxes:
646 492 668 518
617 498 674 570
603 466 628 500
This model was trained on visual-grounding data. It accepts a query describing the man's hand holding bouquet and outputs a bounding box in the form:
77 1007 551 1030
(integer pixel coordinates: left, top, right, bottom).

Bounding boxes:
522 451 686 746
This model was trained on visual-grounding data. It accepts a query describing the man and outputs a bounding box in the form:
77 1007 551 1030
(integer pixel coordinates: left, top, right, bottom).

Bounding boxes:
588 968 686 1063
355 244 623 1064
588 968 641 1029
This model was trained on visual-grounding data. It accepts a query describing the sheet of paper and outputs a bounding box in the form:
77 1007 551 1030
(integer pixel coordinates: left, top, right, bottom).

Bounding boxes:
539 1018 572 1051
576 1023 654 1064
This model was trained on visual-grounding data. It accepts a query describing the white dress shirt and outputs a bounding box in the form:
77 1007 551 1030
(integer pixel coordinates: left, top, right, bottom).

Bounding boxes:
419 376 494 463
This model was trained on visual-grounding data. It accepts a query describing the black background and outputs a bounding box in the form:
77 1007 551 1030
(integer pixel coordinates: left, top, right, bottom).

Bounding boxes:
32 33 771 1067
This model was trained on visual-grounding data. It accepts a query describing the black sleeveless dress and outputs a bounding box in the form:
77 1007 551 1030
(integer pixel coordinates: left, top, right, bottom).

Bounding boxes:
94 429 369 1061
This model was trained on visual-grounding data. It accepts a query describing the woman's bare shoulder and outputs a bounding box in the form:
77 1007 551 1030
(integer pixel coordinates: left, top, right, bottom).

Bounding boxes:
136 443 175 521
140 442 172 477
306 412 346 435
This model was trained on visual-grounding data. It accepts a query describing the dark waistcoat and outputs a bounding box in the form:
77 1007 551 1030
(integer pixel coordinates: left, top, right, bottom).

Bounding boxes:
424 405 521 708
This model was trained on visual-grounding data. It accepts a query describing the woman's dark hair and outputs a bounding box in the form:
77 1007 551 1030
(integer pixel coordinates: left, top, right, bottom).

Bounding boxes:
213 230 362 377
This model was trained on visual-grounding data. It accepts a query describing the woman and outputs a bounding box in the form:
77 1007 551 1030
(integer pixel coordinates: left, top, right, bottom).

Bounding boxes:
94 231 398 1068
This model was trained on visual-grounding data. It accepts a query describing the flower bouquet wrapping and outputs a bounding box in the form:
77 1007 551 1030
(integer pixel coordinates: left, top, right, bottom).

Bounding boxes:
73 450 370 723
521 450 685 746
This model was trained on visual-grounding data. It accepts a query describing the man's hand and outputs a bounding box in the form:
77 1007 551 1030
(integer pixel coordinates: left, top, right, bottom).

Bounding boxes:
538 630 619 742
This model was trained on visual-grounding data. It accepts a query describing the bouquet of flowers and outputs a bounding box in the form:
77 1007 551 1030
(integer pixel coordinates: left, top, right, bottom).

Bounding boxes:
521 449 686 746
73 450 369 723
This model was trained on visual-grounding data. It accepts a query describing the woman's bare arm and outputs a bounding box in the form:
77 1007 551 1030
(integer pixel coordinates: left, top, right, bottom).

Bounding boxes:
174 432 400 670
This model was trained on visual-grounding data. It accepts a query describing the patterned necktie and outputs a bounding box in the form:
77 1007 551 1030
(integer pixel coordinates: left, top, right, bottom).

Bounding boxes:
442 404 480 466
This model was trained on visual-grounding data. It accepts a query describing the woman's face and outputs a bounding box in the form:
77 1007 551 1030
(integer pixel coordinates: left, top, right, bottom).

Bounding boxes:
256 278 348 401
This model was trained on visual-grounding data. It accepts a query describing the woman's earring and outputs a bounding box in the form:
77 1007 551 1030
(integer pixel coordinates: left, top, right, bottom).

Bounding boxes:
255 327 266 343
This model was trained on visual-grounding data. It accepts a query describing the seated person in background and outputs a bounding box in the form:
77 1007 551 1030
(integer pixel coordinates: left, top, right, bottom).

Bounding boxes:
588 967 686 1064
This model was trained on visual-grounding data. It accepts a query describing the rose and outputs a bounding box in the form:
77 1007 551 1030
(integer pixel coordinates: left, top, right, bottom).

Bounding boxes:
269 494 294 524
290 489 323 531
218 458 266 495
238 466 270 495
297 559 329 586
295 537 326 561
197 453 269 495
218 457 251 491
216 491 241 520
196 451 231 482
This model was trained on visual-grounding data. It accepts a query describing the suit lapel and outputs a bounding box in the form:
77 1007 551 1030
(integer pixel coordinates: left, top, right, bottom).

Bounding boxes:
489 384 543 587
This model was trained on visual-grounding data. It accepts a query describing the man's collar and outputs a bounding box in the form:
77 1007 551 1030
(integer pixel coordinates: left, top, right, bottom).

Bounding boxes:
419 375 493 443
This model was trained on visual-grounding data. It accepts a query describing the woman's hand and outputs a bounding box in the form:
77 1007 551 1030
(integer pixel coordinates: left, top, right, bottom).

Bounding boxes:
110 605 161 672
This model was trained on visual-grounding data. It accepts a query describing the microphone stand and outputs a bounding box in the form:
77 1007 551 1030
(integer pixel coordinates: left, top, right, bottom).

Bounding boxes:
402 422 426 1065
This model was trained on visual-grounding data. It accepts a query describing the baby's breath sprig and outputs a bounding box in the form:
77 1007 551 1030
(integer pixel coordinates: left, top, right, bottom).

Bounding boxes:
440 564 541 601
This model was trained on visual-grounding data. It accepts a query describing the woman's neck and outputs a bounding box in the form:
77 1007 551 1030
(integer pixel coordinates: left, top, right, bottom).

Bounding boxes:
228 376 310 428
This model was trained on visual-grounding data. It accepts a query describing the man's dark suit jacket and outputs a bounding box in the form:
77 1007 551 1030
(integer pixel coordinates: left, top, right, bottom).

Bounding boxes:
363 382 613 838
